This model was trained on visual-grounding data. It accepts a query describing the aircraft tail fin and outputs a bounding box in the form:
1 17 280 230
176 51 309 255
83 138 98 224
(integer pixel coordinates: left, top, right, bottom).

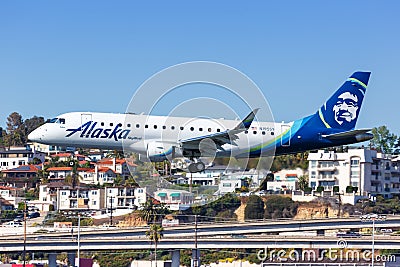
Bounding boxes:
312 71 370 131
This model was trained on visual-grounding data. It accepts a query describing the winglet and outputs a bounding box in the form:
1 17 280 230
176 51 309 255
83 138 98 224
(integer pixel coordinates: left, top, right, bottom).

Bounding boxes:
233 108 259 131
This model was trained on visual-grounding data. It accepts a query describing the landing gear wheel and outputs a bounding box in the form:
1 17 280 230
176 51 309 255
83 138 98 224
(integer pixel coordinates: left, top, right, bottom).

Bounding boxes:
188 161 205 173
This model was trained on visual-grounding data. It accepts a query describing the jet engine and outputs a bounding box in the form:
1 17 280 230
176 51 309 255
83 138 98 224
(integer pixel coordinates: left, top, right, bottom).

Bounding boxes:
146 141 183 162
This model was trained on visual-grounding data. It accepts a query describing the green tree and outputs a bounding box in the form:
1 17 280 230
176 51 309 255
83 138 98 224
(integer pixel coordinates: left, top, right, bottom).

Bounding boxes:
139 199 169 223
298 175 309 191
370 126 398 153
244 195 264 220
4 112 25 146
146 223 163 266
23 116 45 136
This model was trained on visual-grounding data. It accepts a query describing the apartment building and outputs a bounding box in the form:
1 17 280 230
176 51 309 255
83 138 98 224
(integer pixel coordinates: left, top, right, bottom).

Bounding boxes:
39 183 146 211
308 148 400 198
104 186 146 210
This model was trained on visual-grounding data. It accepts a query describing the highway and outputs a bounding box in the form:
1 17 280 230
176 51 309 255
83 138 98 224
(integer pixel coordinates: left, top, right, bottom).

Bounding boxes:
0 216 399 252
1 236 400 252
2 215 398 239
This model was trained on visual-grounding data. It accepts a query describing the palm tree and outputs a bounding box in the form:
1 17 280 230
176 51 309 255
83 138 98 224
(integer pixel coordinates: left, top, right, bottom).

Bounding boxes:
146 223 163 266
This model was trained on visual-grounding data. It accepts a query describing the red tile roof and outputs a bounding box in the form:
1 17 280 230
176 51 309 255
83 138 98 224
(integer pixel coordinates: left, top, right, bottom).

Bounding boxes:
47 167 73 171
2 165 40 173
51 153 73 158
97 158 126 165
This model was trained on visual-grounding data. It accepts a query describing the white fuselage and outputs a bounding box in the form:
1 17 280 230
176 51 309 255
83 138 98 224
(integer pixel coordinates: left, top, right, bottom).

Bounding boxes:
29 112 290 159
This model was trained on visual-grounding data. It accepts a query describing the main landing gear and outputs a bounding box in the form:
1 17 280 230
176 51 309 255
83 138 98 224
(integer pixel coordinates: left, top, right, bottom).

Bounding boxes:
188 160 205 173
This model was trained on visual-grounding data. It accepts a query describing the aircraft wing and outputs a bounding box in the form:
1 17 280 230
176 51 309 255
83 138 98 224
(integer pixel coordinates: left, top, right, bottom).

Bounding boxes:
321 129 372 140
180 109 259 156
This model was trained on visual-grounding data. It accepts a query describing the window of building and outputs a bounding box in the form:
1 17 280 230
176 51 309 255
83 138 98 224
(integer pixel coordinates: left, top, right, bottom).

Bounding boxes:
190 127 194 131
127 123 131 127
180 126 184 130
310 160 317 168
162 126 166 129
171 126 175 130
154 125 157 129
136 124 140 128
145 125 149 129
110 123 113 126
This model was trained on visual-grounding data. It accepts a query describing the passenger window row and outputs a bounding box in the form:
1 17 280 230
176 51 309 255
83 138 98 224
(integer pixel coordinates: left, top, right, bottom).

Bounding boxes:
98 122 275 136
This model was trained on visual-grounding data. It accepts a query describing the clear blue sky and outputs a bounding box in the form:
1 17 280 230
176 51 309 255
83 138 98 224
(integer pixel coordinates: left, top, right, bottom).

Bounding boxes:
1 1 399 133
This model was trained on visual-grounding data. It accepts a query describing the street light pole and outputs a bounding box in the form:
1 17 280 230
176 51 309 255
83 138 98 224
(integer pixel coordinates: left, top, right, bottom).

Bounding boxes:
360 214 386 267
23 200 27 267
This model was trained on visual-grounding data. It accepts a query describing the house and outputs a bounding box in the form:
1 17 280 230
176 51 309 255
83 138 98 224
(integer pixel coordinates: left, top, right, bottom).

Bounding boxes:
0 197 14 210
266 168 305 192
154 189 194 210
28 141 75 156
1 164 42 188
79 166 117 185
96 158 134 179
0 146 45 171
0 186 24 207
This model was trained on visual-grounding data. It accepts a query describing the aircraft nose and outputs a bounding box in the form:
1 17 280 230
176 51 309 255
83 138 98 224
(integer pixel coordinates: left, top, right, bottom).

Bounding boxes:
28 128 43 142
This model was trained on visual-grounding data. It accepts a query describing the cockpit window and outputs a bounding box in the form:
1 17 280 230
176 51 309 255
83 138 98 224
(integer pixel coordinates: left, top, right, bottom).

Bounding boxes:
48 118 66 124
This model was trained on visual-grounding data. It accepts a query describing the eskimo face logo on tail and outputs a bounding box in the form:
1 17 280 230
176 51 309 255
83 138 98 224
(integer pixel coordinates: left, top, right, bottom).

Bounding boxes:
332 92 358 125
320 76 366 130
65 121 131 141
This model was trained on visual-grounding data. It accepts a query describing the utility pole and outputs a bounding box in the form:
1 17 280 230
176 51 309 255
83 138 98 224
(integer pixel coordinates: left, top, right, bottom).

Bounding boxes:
193 214 198 267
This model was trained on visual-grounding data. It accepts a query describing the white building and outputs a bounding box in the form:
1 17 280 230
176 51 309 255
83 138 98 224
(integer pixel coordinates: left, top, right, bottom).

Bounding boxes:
39 183 146 211
104 186 146 210
308 148 400 199
217 176 248 195
0 146 45 171
267 168 305 192
154 189 194 210
56 187 104 210
0 186 23 207
28 142 75 156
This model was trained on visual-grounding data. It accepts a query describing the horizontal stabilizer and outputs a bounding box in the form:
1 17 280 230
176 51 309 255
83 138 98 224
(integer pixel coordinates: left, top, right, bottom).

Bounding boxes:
322 129 373 142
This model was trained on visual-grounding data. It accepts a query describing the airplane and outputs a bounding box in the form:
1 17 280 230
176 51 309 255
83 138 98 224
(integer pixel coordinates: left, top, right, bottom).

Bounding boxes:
28 71 373 172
